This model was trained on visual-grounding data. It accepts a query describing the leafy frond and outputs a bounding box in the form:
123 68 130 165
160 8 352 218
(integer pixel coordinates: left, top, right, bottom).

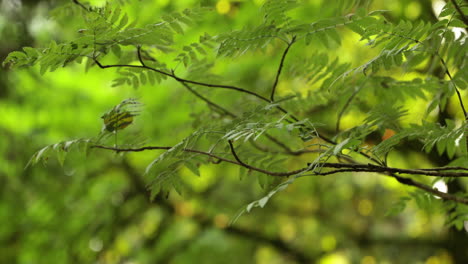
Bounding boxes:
287 52 352 91
112 61 169 88
261 0 298 27
371 126 419 157
367 77 441 103
3 6 207 73
224 115 311 142
216 25 281 57
175 33 215 67
26 139 92 168
145 131 205 198
421 121 466 158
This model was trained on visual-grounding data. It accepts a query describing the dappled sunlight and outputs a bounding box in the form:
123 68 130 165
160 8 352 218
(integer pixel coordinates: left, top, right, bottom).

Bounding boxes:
1 0 467 263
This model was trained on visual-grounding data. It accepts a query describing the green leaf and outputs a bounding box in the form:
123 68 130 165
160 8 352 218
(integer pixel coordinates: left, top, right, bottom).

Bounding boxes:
184 160 200 176
386 196 410 216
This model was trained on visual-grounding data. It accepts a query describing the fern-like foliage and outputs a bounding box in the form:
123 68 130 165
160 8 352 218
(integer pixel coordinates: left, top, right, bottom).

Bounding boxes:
26 138 93 168
144 131 209 198
5 0 468 231
3 4 206 74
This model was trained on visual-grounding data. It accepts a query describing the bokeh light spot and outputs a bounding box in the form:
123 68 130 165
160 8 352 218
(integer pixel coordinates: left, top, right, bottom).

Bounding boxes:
320 235 336 251
404 1 422 19
88 237 103 252
433 180 447 199
216 0 231 14
319 253 349 264
358 199 373 216
361 256 376 264
214 213 229 229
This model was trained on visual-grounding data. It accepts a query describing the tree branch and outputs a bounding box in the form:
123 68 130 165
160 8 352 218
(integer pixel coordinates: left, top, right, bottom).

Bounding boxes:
92 144 468 204
71 0 88 11
270 36 296 102
180 81 237 118
98 46 384 165
450 0 468 27
93 58 271 102
336 85 362 132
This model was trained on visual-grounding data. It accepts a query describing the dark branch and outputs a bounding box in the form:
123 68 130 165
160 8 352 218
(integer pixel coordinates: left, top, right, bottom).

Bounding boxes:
450 0 468 27
270 36 296 102
380 30 467 121
336 86 361 132
181 82 237 118
93 145 468 178
93 58 271 102
72 0 88 11
438 54 467 119
136 45 146 67
98 47 382 165
93 144 468 204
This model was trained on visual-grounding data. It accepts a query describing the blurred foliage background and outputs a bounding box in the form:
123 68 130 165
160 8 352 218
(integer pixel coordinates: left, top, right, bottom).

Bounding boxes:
0 0 467 263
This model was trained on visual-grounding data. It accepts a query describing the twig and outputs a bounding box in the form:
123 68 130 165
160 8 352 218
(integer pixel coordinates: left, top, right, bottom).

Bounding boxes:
93 59 271 102
270 36 296 102
450 0 468 27
136 45 146 67
136 47 311 153
96 47 396 166
72 0 88 11
390 173 468 204
336 86 361 132
438 55 467 119
92 144 468 204
92 145 468 178
181 82 237 118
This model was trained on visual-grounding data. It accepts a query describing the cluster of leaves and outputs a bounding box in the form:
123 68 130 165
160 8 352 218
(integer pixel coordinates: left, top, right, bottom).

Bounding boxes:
5 0 468 230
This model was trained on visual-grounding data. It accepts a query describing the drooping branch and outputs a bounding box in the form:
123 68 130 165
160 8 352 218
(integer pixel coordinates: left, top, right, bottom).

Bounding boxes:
180 81 237 118
92 144 468 204
97 44 383 165
93 58 270 102
450 0 468 27
336 85 362 132
72 0 88 11
378 30 467 122
270 36 296 102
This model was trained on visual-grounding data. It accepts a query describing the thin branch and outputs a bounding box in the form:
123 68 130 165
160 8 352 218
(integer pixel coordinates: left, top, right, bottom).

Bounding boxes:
228 140 248 167
93 58 271 102
136 47 308 152
380 30 467 121
390 174 468 204
420 166 468 172
72 0 88 11
450 0 468 27
264 134 295 153
93 144 468 204
322 163 468 177
140 46 236 118
100 50 384 166
96 48 396 166
180 81 237 118
336 86 361 132
270 36 296 102
136 45 146 67
438 54 467 119
93 145 468 178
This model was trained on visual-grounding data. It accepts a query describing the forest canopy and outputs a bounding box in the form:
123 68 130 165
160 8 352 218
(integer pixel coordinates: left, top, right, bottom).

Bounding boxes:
1 0 467 263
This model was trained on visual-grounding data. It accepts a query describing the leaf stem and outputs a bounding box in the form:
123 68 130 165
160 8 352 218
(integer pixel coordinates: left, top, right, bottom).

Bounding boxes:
92 144 468 204
270 36 296 102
